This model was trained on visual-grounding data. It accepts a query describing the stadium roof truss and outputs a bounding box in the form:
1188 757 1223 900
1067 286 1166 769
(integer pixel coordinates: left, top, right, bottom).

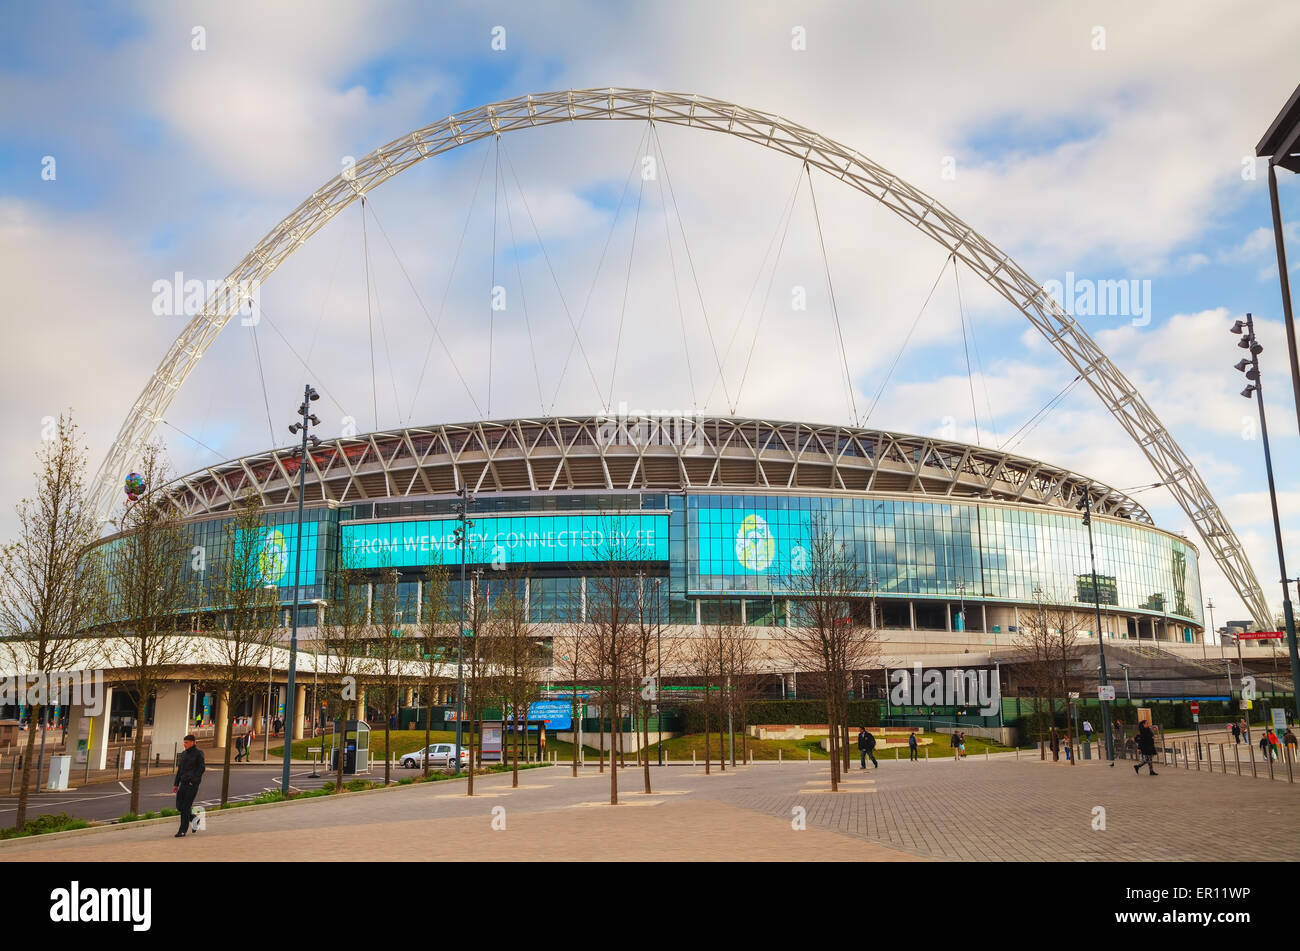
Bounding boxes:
91 88 1270 625
165 416 1151 525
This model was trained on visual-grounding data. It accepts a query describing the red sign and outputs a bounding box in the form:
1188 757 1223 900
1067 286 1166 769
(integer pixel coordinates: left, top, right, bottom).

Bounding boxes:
1233 631 1284 640
1190 702 1199 714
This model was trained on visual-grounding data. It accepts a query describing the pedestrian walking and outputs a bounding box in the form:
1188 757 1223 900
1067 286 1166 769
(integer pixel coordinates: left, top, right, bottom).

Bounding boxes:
857 727 878 769
273 717 283 738
1258 732 1272 761
1240 718 1250 744
958 730 967 758
1133 721 1158 775
1064 733 1073 762
234 731 246 763
908 731 919 762
245 726 256 760
1267 729 1281 761
1284 728 1297 759
1082 719 1093 744
1231 722 1241 744
172 734 206 838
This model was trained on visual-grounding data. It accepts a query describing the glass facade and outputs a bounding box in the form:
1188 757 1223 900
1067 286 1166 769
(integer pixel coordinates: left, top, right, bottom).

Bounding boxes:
687 494 1201 624
94 488 1201 628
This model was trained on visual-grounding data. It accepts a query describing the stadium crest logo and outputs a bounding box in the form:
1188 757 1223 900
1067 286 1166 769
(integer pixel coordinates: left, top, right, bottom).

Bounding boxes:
259 529 289 585
735 514 775 572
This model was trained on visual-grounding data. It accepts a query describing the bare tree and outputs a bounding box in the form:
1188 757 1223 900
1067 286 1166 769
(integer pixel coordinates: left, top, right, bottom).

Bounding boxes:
100 446 198 816
365 563 405 785
318 559 369 793
417 561 453 778
1014 589 1071 759
490 575 543 787
779 514 881 792
580 537 644 805
0 415 101 829
199 493 280 804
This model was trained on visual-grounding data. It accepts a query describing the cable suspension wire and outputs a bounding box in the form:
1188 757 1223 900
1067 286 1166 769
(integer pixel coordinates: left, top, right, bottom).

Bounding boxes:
498 138 603 412
650 126 698 412
360 196 379 431
305 211 352 367
1001 373 1084 454
607 145 648 413
733 170 803 414
650 122 732 413
805 163 859 426
704 162 804 415
499 143 547 414
161 419 227 464
862 252 954 425
488 136 501 418
550 123 652 414
372 149 490 423
248 322 277 449
956 260 999 446
363 202 403 431
954 255 982 445
244 297 351 423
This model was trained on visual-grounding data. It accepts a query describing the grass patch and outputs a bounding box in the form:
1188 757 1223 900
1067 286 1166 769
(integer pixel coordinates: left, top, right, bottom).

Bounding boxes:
1 812 91 840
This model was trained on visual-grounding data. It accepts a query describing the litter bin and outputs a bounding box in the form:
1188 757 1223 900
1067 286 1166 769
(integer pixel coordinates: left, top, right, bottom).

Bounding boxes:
46 754 71 791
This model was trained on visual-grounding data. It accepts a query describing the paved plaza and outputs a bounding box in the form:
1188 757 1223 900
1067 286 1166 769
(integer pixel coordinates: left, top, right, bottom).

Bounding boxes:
3 754 1297 862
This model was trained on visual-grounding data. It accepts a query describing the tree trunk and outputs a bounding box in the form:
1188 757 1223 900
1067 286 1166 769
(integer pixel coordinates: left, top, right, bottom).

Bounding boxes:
422 692 432 779
220 708 235 805
570 684 579 777
609 691 619 805
642 690 652 794
13 702 41 829
129 696 147 816
703 699 711 775
512 707 520 788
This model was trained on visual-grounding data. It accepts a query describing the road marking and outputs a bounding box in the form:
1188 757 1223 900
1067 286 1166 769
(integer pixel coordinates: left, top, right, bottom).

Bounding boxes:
119 782 130 792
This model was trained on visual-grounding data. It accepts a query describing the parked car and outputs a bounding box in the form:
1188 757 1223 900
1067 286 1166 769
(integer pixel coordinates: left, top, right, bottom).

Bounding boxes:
401 743 468 769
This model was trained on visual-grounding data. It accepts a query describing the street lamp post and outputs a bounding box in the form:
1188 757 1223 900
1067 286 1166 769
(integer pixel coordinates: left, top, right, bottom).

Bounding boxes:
1076 490 1116 763
1231 314 1300 726
281 384 322 795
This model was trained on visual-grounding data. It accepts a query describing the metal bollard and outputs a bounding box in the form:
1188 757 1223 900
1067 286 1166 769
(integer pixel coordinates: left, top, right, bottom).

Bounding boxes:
1267 746 1275 781
1287 746 1294 784
7 754 15 794
1196 743 1201 771
1219 744 1226 774
692 750 696 767
1249 744 1257 778
778 748 782 766
1234 744 1241 776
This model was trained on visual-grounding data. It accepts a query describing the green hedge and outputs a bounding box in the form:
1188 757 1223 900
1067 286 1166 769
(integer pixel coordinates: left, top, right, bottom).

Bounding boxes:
679 699 880 733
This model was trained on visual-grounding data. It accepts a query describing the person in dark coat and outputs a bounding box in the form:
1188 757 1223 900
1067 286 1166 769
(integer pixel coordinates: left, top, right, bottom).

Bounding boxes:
1133 721 1158 776
857 728 878 769
173 734 206 837
908 732 919 762
1231 722 1241 744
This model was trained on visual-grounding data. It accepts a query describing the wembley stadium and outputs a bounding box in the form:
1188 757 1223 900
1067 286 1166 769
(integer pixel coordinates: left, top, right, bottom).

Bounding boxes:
118 413 1205 652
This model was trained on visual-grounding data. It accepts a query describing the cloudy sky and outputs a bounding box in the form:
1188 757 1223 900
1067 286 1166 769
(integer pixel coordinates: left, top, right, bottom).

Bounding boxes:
1 0 1298 628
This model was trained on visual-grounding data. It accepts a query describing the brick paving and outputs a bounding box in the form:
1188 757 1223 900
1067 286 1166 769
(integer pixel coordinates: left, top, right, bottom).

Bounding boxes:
1 755 1296 862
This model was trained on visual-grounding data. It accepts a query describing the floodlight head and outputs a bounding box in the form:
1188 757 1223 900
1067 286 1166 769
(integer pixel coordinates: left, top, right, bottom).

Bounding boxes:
307 387 320 401
1246 368 1259 381
1230 320 1245 334
309 435 321 447
1250 343 1263 356
1241 384 1257 399
1234 358 1251 372
288 423 301 434
1238 336 1252 349
308 414 320 426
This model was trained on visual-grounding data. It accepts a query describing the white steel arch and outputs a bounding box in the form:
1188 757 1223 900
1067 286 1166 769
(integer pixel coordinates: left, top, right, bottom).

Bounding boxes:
91 87 1271 627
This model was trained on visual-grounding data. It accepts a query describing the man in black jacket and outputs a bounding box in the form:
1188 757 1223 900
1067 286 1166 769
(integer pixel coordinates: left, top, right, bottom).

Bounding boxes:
173 734 206 837
1133 721 1158 776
